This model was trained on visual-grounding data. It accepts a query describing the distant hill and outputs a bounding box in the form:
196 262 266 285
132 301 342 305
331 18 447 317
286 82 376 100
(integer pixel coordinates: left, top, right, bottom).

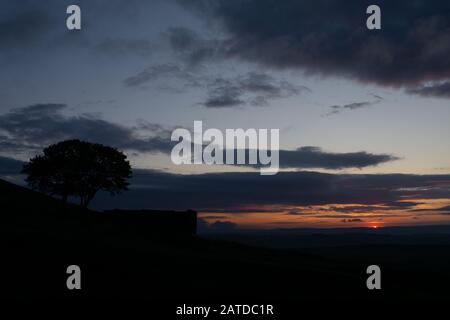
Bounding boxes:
204 224 450 248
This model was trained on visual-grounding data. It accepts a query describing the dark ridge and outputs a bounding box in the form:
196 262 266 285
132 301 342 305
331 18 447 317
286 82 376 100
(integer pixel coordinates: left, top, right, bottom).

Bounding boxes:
2 178 450 302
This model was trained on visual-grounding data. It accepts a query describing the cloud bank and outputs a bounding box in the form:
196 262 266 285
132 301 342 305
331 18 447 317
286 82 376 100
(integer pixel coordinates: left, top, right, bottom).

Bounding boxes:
178 0 450 94
0 103 398 170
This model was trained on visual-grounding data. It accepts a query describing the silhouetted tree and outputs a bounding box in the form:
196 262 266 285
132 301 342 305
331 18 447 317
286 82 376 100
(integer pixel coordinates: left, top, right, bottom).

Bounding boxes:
22 140 132 208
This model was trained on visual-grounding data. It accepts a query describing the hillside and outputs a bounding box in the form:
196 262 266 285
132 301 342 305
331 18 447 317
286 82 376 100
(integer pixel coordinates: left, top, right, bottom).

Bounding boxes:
2 178 450 306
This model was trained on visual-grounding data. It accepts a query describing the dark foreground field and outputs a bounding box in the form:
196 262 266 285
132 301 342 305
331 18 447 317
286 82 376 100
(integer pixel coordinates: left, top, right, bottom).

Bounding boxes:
2 179 450 313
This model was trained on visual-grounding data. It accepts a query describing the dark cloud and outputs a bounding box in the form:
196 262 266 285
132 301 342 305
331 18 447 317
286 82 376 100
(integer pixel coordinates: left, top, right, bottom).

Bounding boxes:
0 137 34 153
0 1 161 59
204 81 245 107
325 99 380 116
282 145 398 169
0 103 175 154
329 203 418 214
203 207 289 214
124 64 202 88
408 82 450 98
1 153 448 216
0 104 398 171
88 169 450 213
0 8 54 49
239 146 398 170
287 202 420 216
124 64 307 107
436 205 450 212
342 218 364 223
203 72 309 108
199 215 229 219
178 0 450 89
410 205 450 214
369 94 383 100
197 218 238 233
165 27 226 66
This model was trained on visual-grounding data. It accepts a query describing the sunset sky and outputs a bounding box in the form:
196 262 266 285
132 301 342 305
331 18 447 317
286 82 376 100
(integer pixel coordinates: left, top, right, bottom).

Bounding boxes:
1 0 450 230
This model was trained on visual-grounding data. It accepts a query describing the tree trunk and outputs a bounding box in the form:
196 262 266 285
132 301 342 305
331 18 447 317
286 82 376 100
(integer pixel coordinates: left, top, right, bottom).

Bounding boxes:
83 190 98 209
80 195 86 207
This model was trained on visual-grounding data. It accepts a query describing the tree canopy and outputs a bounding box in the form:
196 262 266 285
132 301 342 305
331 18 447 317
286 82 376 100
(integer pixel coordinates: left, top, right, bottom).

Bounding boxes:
22 140 132 208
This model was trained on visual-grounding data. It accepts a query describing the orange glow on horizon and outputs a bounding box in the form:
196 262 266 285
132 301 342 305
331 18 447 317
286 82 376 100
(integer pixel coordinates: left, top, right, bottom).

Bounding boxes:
198 199 450 230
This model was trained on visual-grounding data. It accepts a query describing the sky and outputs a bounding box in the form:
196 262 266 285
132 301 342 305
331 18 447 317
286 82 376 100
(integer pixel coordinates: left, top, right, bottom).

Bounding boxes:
1 0 450 230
